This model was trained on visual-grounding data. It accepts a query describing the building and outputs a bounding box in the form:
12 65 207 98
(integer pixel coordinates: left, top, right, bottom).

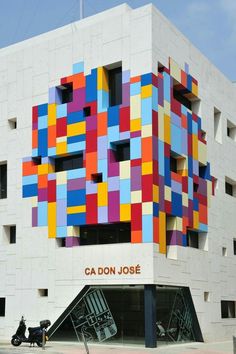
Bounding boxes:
0 2 236 348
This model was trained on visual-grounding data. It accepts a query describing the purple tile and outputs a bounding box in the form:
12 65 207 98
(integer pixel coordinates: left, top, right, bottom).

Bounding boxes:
68 178 86 191
98 206 108 223
38 188 48 202
66 237 80 247
67 88 85 113
131 131 141 138
108 191 119 222
158 77 164 107
167 230 182 246
32 207 38 227
57 199 67 226
198 179 207 195
86 115 97 131
131 166 141 191
121 83 130 107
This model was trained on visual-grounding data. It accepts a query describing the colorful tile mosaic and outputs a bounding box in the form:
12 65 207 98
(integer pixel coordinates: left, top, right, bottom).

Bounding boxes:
22 58 212 252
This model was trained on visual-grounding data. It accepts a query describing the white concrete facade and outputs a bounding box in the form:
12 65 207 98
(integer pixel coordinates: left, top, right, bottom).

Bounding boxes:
0 3 236 343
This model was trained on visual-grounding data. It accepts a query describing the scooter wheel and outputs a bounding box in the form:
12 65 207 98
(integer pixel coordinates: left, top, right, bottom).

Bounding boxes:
11 338 21 346
36 341 42 347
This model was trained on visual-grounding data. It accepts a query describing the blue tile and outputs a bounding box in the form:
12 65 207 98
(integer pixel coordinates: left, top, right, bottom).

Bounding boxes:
67 189 86 206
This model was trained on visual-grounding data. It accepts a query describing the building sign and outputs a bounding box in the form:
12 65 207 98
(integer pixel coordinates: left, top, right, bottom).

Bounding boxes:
84 264 141 276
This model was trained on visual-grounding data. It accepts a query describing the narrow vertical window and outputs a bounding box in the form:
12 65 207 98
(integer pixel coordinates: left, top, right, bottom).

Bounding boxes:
108 66 122 106
0 163 7 199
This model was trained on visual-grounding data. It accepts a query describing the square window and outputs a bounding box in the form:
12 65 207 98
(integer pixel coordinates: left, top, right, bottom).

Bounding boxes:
57 83 73 104
38 289 48 297
0 298 5 316
32 156 42 165
8 117 17 130
56 238 66 247
225 177 236 197
187 230 199 249
111 141 130 162
227 120 236 141
91 173 103 183
221 301 236 318
0 163 7 199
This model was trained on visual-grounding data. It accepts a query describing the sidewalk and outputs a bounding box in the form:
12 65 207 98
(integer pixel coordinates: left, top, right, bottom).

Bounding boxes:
0 340 233 354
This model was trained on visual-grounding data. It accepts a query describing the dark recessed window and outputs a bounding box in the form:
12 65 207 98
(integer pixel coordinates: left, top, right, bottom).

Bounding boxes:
10 226 16 244
55 153 83 172
194 183 199 192
0 298 5 317
170 156 177 173
38 289 48 297
32 156 42 165
0 163 7 199
225 182 233 196
233 239 236 255
56 238 66 247
91 173 103 183
173 87 192 110
112 141 130 162
80 223 131 246
187 230 199 249
57 83 73 104
83 106 91 117
221 301 236 318
8 117 17 129
108 66 122 106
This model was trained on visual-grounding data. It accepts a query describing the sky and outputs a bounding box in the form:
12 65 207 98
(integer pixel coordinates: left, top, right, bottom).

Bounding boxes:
0 0 235 81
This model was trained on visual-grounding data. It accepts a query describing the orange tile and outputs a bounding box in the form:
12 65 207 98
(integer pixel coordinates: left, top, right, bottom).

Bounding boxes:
32 130 38 149
131 230 142 243
181 114 187 129
48 125 56 148
38 174 48 188
85 152 97 180
142 137 152 162
97 112 107 136
199 203 207 224
130 76 140 83
73 73 86 89
22 161 38 176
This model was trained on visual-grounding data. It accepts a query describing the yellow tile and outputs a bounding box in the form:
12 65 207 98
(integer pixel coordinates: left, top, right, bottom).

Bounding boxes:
192 134 198 160
67 226 80 237
38 163 52 175
56 142 67 155
142 161 152 175
48 202 56 238
165 186 172 201
131 191 142 203
159 211 166 254
97 67 109 91
193 211 199 230
67 205 86 214
153 185 159 203
141 84 152 98
142 124 152 138
120 161 130 179
192 82 198 97
164 114 170 144
98 182 108 206
120 204 131 221
48 104 56 126
130 95 141 119
130 118 141 132
56 171 67 184
142 202 152 215
67 122 85 137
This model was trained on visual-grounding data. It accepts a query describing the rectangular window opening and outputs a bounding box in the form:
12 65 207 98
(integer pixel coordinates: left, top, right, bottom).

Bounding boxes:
0 163 7 199
3 225 16 244
227 119 236 141
111 141 130 162
57 83 73 104
83 106 91 117
38 289 48 297
55 153 83 172
225 177 236 197
106 63 122 107
170 152 186 176
0 298 5 317
222 247 227 257
8 117 17 130
32 156 42 165
233 239 236 255
192 99 201 116
204 292 210 302
187 230 199 249
173 79 192 110
56 238 66 247
91 173 103 183
80 223 131 246
221 301 236 318
214 107 222 143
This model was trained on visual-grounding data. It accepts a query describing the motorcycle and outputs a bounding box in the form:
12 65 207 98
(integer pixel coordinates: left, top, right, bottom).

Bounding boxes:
11 316 51 347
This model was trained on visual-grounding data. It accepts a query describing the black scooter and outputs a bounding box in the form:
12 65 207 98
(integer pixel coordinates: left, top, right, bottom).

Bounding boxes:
11 316 51 347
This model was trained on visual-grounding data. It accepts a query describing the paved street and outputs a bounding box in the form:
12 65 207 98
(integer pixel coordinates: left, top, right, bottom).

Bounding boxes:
0 341 234 354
